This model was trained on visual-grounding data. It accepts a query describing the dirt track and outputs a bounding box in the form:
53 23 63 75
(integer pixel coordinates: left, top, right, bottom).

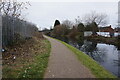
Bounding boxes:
44 36 95 78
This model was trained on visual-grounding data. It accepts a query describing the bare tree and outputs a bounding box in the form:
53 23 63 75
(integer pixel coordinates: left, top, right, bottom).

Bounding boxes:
0 0 30 18
75 16 82 25
62 20 74 28
83 11 108 26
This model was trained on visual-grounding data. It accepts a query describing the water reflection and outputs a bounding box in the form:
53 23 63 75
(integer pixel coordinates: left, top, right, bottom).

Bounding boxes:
68 40 120 77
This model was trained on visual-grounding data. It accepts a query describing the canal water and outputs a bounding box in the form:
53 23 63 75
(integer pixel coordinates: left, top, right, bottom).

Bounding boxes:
67 40 120 77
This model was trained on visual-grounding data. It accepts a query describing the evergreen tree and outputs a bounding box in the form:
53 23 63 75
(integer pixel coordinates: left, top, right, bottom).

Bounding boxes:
77 23 85 32
54 20 60 27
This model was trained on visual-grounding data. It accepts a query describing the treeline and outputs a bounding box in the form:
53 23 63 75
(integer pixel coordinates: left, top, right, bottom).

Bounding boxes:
0 0 38 47
44 20 99 41
43 11 107 41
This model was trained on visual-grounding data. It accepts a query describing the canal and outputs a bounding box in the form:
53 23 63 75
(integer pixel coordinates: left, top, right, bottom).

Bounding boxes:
67 39 120 77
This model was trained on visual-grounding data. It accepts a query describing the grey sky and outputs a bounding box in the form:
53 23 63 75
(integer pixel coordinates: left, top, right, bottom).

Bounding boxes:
24 2 118 30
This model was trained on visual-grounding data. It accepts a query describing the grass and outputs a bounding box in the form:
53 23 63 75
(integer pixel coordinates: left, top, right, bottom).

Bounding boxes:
17 39 51 78
3 38 51 79
49 36 117 78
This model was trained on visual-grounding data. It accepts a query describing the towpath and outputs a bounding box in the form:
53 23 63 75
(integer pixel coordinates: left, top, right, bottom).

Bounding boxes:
44 36 95 78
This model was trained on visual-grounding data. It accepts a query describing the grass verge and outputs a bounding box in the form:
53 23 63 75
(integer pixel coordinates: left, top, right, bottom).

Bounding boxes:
3 37 51 79
49 36 116 78
17 39 51 78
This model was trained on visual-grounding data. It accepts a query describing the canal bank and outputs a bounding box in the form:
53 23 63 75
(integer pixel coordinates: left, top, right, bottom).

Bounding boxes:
85 36 120 49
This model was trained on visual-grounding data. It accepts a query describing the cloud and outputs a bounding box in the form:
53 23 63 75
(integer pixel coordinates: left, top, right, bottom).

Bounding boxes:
18 0 119 2
21 2 118 29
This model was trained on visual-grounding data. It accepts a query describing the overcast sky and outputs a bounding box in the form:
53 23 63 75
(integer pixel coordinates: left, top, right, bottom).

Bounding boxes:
21 0 118 30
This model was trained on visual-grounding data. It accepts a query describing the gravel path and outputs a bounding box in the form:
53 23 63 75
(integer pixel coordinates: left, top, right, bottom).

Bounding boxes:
44 36 95 78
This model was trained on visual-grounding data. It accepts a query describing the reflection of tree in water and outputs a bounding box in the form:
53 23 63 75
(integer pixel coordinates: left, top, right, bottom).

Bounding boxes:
111 43 120 77
79 40 106 63
92 48 107 63
68 39 119 77
113 50 120 77
68 38 81 49
70 38 84 49
77 38 84 49
61 36 69 43
69 39 114 63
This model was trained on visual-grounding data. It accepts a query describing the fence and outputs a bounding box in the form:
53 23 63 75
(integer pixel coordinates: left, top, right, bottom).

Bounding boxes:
2 15 38 47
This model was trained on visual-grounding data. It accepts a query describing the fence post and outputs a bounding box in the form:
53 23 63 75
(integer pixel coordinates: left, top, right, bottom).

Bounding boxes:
0 9 2 79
